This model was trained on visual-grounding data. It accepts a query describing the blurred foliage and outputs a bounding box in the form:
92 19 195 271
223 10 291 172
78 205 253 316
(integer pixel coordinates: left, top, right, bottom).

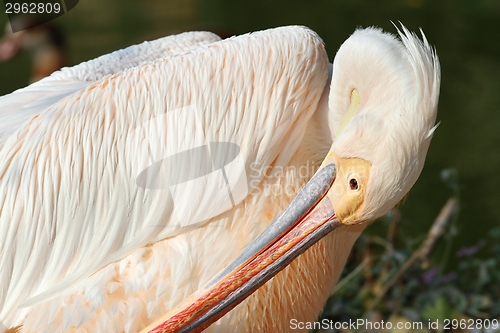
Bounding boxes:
317 170 500 331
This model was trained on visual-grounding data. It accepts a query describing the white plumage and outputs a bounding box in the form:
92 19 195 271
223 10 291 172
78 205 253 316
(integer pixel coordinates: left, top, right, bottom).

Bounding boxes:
0 25 439 332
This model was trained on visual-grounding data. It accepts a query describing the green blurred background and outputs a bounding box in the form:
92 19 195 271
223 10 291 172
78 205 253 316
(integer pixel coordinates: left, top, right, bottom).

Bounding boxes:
1 0 499 326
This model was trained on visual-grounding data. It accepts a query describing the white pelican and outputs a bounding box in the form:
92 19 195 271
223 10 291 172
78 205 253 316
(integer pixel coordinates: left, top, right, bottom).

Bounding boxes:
0 25 440 333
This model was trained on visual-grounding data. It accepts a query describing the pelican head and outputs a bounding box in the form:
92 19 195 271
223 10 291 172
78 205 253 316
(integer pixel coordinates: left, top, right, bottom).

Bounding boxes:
142 25 440 333
325 26 440 225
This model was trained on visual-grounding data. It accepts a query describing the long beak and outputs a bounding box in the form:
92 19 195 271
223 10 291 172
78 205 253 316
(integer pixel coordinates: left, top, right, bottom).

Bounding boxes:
141 158 341 333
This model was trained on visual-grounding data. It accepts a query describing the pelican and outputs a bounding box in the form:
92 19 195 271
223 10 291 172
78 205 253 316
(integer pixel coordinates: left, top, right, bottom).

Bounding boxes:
0 24 440 333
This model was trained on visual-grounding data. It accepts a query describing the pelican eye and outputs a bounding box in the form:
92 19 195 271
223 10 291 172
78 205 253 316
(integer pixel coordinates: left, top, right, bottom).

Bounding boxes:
349 178 359 191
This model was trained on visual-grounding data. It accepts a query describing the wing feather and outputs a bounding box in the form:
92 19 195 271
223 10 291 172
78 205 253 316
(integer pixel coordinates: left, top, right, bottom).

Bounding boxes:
0 31 221 144
0 26 328 327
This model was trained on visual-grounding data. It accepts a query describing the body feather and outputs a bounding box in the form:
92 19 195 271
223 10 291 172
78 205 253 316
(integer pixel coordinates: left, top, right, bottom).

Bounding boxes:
0 26 331 332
